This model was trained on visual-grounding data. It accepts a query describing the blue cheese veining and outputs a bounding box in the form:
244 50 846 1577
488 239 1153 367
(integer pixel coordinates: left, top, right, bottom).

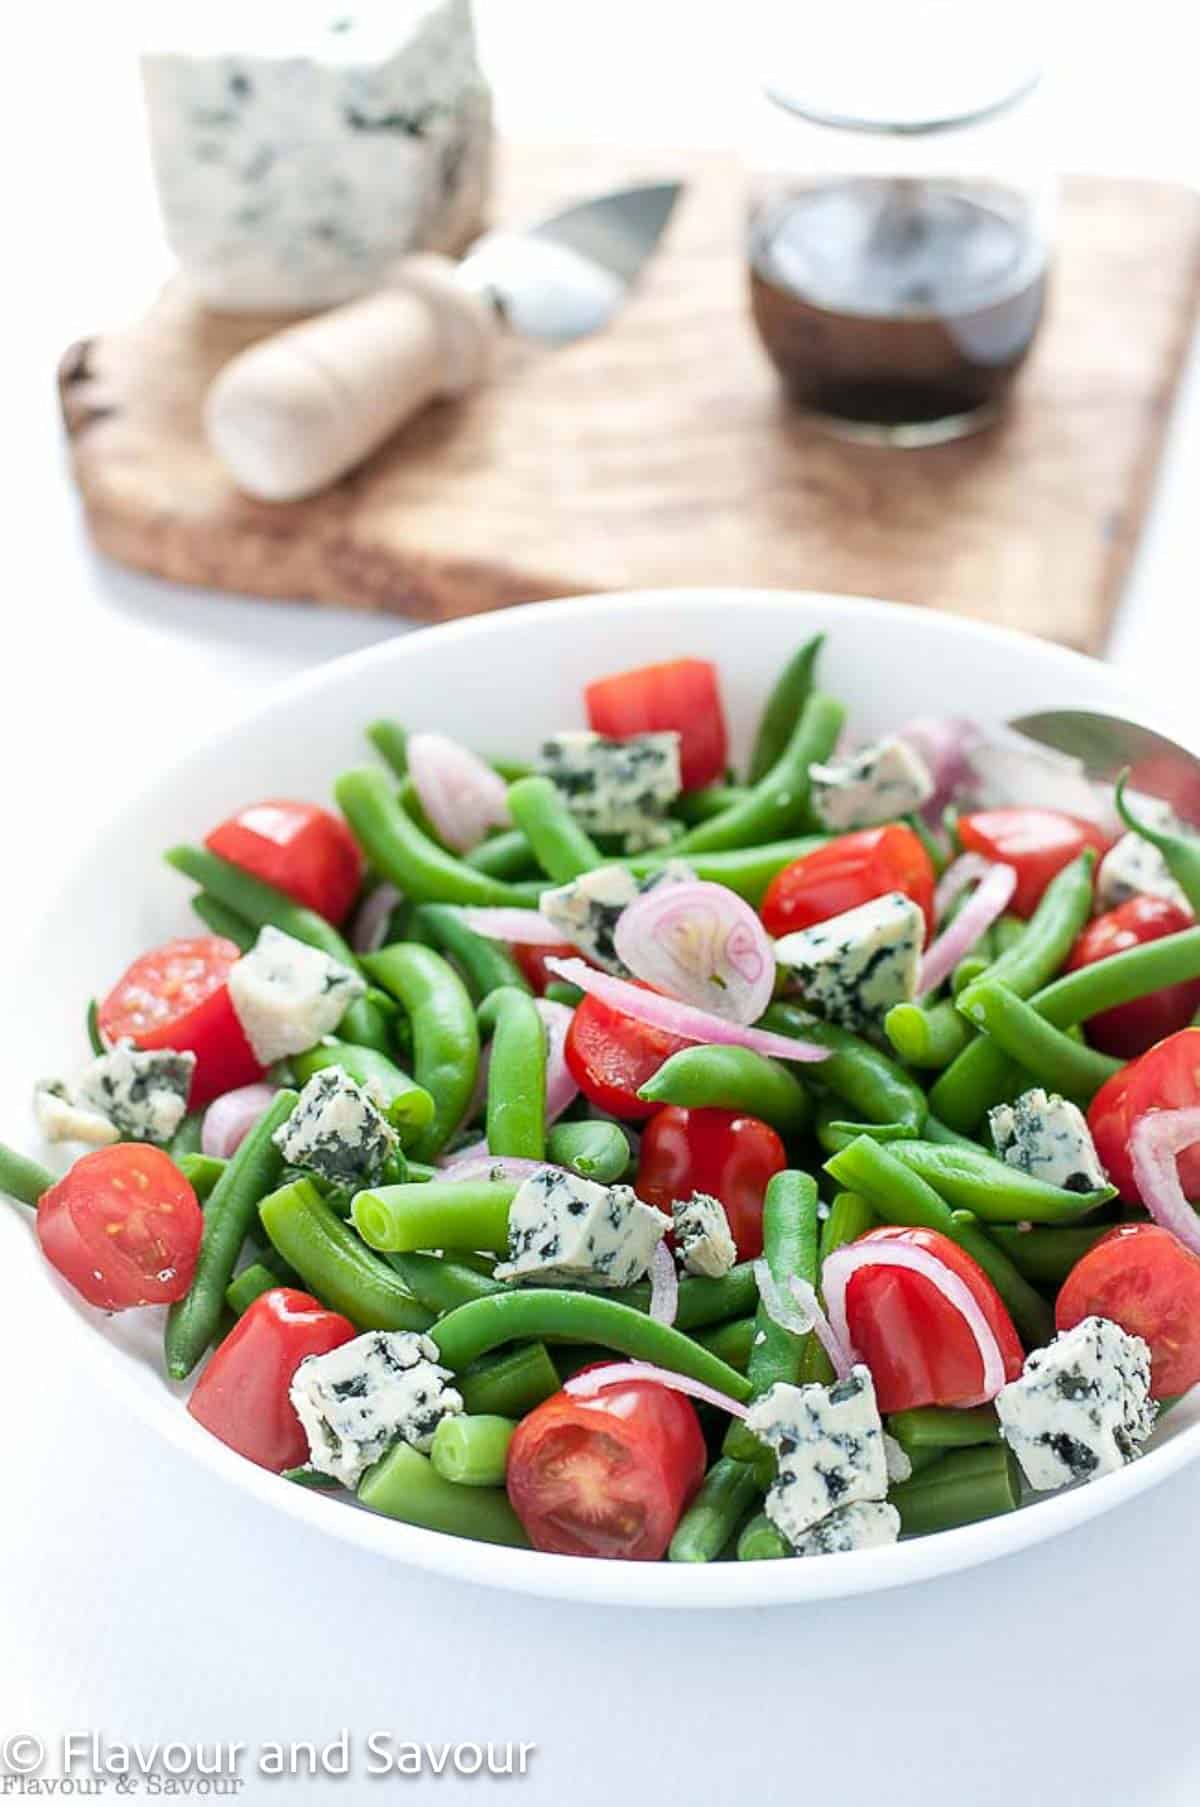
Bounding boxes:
538 732 682 849
809 736 934 832
995 1316 1156 1492
672 1191 737 1279
988 1088 1108 1195
538 860 694 973
1098 794 1193 916
773 891 924 1035
140 2 492 312
745 1365 889 1548
227 926 364 1065
495 1168 669 1290
273 1065 397 1188
290 1329 462 1486
35 1042 195 1146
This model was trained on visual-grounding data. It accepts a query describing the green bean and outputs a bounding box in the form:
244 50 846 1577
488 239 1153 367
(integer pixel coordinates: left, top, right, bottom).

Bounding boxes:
464 829 539 880
888 1444 1023 1536
627 836 827 905
736 1513 791 1560
165 1090 297 1379
281 1466 340 1491
951 951 992 997
692 1315 757 1371
947 1211 1056 1347
762 1002 926 1135
290 1040 436 1145
796 1190 877 1385
259 1177 431 1331
886 1139 1114 1222
478 987 546 1161
674 785 752 826
669 1456 759 1563
225 1262 282 1316
458 1343 560 1417
923 1114 987 1151
430 1413 515 1486
335 768 539 908
85 998 105 1056
168 1113 204 1160
1116 772 1200 914
357 1443 530 1546
165 845 356 965
366 717 409 777
506 775 604 881
887 1405 1001 1450
177 1153 227 1201
904 810 950 878
363 944 480 1161
544 980 584 1008
988 1222 1113 1284
191 893 256 951
958 981 1120 1102
414 903 532 1002
637 1044 810 1136
0 1143 52 1208
748 633 826 784
671 692 846 853
611 1261 760 1329
812 1100 920 1156
884 999 972 1069
431 1292 752 1398
993 913 1027 957
545 1118 632 1182
387 1251 502 1313
726 1170 819 1463
353 1179 515 1254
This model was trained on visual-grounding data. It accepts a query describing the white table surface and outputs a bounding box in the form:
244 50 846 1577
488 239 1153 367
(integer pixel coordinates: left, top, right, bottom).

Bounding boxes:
4 5 1200 1802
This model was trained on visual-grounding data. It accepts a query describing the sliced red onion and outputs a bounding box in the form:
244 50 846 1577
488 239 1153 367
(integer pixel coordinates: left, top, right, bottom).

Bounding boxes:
351 881 403 956
823 1241 1007 1406
933 852 993 922
754 1258 813 1337
919 862 1017 997
438 1146 571 1185
460 908 565 945
648 1240 678 1325
564 1360 748 1420
896 718 979 822
544 958 830 1064
790 1276 856 1381
613 880 776 1027
407 732 511 854
201 1084 278 1159
1129 1109 1200 1257
536 998 579 1125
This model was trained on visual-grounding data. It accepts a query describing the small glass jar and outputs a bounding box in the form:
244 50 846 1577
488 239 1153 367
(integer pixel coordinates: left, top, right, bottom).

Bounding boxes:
746 7 1053 444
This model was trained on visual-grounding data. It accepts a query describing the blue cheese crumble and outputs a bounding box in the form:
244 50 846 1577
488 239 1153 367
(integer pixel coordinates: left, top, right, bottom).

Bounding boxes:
988 1088 1108 1195
538 731 681 849
273 1065 397 1187
34 1082 120 1148
35 1042 195 1146
1098 802 1192 916
538 860 694 973
996 1316 1156 1492
746 1365 889 1548
788 1500 901 1556
495 1168 669 1289
774 891 924 1034
672 1191 737 1278
290 1329 463 1486
809 736 934 832
228 926 365 1065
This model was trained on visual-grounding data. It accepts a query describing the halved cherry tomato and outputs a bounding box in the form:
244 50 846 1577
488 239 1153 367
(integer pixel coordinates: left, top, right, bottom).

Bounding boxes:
37 1144 203 1311
841 1226 1024 1413
505 1368 706 1559
1056 1223 1200 1399
636 1105 786 1261
760 824 936 940
511 941 582 994
564 993 692 1120
206 799 363 926
1089 1026 1200 1204
98 936 262 1108
584 658 728 791
187 1287 357 1472
1065 895 1200 1059
957 808 1108 918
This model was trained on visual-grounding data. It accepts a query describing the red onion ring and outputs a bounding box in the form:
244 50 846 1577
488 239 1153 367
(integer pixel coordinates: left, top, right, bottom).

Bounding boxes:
536 998 579 1125
822 1240 1007 1405
201 1084 278 1159
896 718 979 823
564 1360 748 1419
544 958 830 1064
933 852 993 923
613 879 776 1027
460 908 566 945
919 862 1017 997
648 1240 679 1325
407 732 511 854
790 1276 856 1381
1129 1108 1200 1257
437 1146 572 1185
351 881 403 956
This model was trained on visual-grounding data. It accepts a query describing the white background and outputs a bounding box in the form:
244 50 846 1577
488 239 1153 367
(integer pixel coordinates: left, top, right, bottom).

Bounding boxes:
2 4 1199 1801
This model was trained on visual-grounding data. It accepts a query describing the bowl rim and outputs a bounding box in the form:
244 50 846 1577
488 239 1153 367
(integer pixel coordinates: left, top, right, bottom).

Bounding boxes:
10 586 1193 1609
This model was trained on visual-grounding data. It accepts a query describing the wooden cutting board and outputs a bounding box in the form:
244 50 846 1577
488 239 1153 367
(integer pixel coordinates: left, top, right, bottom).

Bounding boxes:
59 146 1200 652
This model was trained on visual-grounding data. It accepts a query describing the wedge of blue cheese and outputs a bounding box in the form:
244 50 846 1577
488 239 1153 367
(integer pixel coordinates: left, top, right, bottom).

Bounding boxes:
672 1191 737 1279
746 1365 889 1548
773 891 924 1034
995 1316 1156 1492
291 1329 463 1486
539 732 681 849
228 927 364 1065
988 1088 1108 1195
34 1083 121 1148
495 1168 669 1289
35 1041 195 1146
538 859 694 973
809 736 934 832
273 1065 397 1188
1098 797 1192 916
788 1500 901 1556
140 2 492 312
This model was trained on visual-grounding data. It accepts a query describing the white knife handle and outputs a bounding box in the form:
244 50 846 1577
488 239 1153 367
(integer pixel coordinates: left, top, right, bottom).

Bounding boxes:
204 254 497 502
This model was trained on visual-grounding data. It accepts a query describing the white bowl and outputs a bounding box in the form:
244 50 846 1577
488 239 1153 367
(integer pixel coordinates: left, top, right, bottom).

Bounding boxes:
4 588 1197 1609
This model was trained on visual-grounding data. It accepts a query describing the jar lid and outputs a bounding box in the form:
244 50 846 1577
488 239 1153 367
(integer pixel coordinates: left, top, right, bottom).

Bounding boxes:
762 0 1042 135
